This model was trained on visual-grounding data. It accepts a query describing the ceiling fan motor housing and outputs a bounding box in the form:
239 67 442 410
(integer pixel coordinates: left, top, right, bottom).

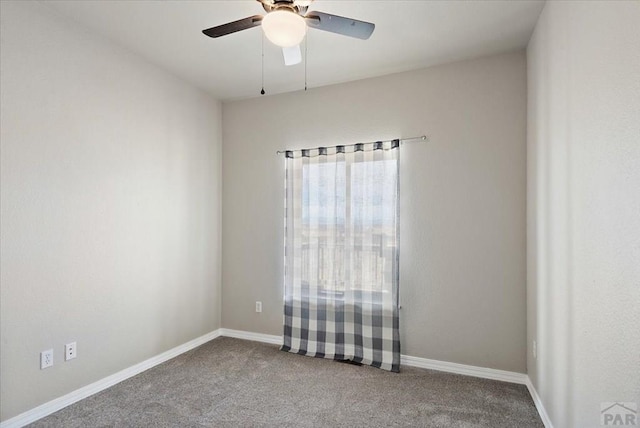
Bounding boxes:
261 0 309 15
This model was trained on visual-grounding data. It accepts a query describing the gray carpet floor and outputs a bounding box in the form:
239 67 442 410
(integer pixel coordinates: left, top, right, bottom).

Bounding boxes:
30 337 543 427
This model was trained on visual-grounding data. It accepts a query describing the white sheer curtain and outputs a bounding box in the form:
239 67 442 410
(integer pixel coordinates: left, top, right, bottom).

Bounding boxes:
282 140 400 372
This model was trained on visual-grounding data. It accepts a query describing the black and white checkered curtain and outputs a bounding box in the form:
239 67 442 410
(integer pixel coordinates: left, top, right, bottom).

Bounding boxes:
282 140 400 372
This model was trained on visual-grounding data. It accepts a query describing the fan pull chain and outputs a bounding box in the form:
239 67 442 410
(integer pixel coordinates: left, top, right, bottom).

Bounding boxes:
260 32 265 95
304 32 308 91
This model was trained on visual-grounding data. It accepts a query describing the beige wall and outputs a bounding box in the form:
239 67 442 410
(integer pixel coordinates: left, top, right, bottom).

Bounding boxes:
527 1 640 427
222 51 527 373
0 1 222 421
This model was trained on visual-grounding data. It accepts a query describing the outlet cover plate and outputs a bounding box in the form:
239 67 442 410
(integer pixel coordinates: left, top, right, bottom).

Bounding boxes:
65 342 77 361
41 349 53 369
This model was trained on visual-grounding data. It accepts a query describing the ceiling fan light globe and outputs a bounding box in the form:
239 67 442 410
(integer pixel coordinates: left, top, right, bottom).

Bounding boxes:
261 10 306 48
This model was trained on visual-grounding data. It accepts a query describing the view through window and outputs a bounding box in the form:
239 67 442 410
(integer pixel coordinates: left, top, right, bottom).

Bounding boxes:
300 159 397 293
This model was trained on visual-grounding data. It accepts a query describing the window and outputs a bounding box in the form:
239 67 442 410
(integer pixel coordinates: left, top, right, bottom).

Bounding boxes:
300 159 397 293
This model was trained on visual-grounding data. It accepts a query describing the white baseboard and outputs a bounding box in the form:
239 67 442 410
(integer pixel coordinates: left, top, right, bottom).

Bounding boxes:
0 329 222 428
400 354 527 384
525 377 554 428
218 328 283 345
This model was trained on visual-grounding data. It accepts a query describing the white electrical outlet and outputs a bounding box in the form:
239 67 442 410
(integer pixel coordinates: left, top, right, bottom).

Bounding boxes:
65 342 77 361
41 349 53 369
533 340 537 359
255 301 262 313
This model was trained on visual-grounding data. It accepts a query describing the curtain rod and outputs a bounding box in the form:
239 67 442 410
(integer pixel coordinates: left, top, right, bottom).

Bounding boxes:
275 135 427 155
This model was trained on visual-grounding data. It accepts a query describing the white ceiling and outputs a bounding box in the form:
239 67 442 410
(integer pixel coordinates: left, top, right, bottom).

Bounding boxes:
43 0 544 101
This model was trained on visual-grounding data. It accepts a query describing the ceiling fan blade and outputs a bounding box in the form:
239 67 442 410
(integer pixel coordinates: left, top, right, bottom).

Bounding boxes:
202 15 263 38
305 11 374 40
282 45 302 66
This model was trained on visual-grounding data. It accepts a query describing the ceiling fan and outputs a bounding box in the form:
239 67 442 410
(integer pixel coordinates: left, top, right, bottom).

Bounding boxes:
202 0 375 66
